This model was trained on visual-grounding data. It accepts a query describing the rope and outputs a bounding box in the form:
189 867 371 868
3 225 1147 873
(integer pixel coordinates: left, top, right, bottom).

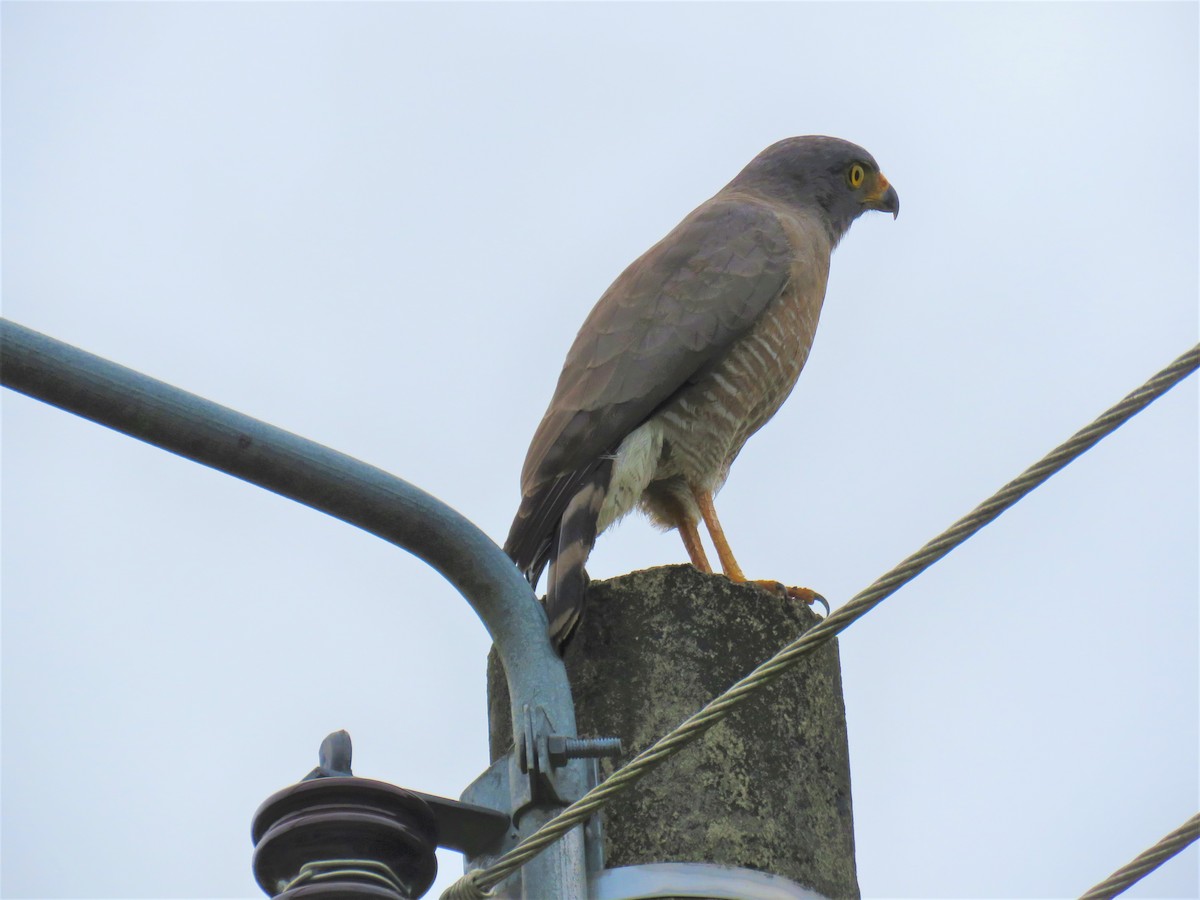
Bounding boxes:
443 344 1200 899
1078 812 1200 899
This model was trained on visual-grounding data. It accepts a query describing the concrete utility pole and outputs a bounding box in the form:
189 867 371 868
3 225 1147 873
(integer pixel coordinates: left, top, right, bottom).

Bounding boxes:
488 564 860 899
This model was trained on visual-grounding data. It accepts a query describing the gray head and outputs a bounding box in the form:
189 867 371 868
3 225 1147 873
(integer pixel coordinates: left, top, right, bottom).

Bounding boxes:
726 135 899 242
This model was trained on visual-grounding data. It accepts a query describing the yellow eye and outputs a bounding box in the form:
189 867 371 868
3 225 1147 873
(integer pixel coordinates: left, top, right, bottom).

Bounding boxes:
847 164 866 188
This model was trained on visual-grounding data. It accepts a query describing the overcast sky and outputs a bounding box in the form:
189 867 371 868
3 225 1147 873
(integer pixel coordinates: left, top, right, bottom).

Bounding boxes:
3 3 1197 899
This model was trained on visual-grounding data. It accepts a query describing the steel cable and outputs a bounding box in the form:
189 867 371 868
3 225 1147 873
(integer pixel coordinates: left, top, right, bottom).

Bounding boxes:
1078 812 1200 899
443 344 1199 900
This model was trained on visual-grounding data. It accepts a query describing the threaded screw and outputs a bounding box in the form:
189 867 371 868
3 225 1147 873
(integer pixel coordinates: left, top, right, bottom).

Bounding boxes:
547 735 623 767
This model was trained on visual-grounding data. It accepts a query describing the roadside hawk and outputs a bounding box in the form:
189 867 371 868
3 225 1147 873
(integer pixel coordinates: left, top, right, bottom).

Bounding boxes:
505 136 899 647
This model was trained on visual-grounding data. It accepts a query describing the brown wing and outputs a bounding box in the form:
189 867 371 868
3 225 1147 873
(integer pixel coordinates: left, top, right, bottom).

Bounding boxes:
505 196 793 582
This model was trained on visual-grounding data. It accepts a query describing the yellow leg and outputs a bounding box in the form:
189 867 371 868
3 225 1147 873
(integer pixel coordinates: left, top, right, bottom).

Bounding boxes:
693 488 746 581
692 485 827 613
677 516 713 573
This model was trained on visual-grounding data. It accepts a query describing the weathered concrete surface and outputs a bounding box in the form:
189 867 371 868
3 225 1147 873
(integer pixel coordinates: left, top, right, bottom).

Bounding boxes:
487 564 859 899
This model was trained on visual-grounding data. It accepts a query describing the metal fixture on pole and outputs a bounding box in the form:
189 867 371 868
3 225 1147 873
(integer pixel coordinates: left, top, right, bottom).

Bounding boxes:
1 318 603 898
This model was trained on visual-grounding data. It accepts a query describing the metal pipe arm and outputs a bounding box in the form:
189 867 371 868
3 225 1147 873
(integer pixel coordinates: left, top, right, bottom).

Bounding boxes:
0 317 578 764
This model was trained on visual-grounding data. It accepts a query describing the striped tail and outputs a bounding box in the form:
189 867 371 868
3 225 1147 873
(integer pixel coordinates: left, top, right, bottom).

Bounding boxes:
544 468 610 648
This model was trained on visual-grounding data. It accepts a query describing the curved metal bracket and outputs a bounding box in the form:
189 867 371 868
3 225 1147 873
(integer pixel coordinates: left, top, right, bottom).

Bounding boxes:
1 318 570 746
0 318 589 898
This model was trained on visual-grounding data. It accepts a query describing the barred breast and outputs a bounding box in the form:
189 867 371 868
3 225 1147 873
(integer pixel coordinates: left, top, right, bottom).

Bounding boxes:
637 209 831 528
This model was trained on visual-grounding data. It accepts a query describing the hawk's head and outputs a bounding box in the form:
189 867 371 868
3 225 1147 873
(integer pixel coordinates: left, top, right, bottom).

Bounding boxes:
728 135 899 241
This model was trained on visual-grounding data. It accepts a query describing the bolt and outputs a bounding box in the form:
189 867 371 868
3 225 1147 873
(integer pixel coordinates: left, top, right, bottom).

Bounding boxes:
547 735 623 767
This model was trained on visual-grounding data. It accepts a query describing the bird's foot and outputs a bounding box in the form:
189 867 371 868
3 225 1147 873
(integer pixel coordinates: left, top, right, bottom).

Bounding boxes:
748 579 830 616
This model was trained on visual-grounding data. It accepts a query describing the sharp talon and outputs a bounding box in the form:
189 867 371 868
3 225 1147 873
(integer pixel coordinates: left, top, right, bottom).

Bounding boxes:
745 579 827 614
781 585 829 616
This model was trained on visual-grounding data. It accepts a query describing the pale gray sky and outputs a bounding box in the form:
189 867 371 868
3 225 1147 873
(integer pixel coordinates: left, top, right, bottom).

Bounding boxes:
3 3 1197 898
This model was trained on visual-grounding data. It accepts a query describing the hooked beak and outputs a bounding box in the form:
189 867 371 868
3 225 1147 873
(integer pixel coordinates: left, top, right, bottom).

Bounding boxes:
864 172 900 219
